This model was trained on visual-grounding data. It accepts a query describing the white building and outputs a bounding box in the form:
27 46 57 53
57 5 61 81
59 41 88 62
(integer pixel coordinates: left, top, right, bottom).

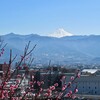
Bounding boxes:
66 69 100 95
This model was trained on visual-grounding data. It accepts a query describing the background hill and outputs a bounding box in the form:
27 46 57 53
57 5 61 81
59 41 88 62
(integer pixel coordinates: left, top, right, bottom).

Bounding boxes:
1 33 100 65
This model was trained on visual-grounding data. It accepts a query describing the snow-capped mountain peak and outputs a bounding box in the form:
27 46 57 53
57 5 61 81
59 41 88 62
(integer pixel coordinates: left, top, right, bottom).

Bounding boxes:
49 28 73 38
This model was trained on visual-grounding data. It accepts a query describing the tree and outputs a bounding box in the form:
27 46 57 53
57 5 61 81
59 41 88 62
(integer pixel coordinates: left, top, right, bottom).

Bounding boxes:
0 41 80 100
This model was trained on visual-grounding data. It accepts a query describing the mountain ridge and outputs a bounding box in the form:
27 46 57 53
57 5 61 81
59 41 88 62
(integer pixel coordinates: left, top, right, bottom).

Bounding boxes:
0 33 100 65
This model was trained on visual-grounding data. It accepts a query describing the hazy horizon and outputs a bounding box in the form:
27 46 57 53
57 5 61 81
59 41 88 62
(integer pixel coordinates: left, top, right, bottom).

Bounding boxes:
1 30 100 38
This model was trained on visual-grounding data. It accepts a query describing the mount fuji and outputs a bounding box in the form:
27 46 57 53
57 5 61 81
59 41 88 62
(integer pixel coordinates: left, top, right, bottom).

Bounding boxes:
48 28 73 38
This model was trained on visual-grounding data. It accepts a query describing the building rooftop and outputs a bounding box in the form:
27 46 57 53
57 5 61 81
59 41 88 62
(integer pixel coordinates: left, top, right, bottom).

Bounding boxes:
82 69 100 74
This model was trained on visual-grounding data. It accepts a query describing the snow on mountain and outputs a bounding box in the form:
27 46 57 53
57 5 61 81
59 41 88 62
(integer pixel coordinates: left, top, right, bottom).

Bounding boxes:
49 28 73 38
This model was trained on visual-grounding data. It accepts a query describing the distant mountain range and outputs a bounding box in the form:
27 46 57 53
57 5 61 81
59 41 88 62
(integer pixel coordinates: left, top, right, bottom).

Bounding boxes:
0 33 100 65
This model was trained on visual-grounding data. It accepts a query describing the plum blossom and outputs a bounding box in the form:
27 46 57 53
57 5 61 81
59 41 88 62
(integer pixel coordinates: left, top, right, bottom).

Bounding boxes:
74 88 78 93
54 83 58 87
70 76 74 81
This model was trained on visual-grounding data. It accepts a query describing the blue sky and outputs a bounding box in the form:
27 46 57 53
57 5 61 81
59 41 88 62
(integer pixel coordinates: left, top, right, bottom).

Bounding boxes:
0 0 100 36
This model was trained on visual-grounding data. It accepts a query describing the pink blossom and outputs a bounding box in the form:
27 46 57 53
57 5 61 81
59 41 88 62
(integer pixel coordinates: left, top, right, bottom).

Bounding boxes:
37 81 41 86
11 97 15 100
1 92 5 99
62 86 66 91
54 91 57 94
29 81 33 85
50 86 55 90
77 73 80 78
32 75 34 79
58 92 63 97
72 95 77 99
30 88 34 91
16 79 20 84
48 92 52 96
44 93 49 97
70 76 74 80
34 81 36 83
17 74 21 78
10 86 15 93
41 81 44 84
54 83 58 87
65 93 71 97
5 90 9 98
14 85 18 88
69 90 72 95
0 85 2 89
47 89 52 94
62 76 66 80
74 88 78 93
3 82 7 85
40 88 43 92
